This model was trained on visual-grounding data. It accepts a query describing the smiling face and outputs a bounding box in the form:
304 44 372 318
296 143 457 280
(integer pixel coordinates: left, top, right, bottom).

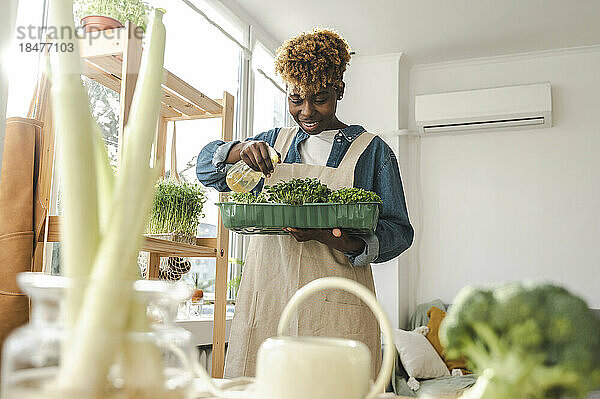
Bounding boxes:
288 84 346 135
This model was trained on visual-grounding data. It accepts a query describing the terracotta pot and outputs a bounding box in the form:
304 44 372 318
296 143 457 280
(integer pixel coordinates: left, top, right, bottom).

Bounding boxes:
191 289 204 303
80 15 124 33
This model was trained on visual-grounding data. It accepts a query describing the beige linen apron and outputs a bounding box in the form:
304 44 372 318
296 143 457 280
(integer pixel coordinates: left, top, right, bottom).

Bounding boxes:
224 127 381 379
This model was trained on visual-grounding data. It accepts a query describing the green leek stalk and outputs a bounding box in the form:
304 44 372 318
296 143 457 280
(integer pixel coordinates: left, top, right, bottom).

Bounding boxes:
48 0 167 392
92 123 115 233
48 0 101 327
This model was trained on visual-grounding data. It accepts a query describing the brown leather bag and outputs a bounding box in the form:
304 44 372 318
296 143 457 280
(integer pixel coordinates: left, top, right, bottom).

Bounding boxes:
0 117 39 364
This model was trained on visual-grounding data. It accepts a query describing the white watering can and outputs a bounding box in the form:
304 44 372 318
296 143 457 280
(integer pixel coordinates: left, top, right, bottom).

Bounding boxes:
193 277 395 399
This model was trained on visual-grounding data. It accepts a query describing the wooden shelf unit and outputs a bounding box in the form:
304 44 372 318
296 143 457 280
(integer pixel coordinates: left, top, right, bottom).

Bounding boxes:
33 21 233 378
38 216 218 258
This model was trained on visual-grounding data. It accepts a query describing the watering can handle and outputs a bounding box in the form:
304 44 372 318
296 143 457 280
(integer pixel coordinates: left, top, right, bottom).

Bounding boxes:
277 277 395 399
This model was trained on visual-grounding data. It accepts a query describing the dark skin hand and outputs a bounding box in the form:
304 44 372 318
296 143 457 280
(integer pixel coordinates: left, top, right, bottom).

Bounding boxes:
226 140 281 177
284 227 366 254
227 83 365 252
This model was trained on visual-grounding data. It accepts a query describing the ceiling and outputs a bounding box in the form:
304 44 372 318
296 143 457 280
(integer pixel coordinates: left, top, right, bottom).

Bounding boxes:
224 0 600 64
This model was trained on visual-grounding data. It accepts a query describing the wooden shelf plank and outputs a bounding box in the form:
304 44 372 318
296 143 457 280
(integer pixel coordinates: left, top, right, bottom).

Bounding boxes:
141 237 216 257
79 27 125 58
160 104 182 119
39 216 217 257
161 87 207 117
89 55 123 77
163 112 222 122
82 60 181 119
82 60 121 92
79 36 221 118
196 237 217 248
83 56 221 116
164 71 222 114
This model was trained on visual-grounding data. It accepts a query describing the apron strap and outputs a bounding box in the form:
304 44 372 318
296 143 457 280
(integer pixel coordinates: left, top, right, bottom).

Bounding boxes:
272 127 299 162
337 131 376 170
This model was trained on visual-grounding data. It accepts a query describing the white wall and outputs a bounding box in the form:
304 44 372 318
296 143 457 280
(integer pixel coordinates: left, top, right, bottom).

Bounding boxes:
338 53 415 328
338 53 402 134
409 46 600 307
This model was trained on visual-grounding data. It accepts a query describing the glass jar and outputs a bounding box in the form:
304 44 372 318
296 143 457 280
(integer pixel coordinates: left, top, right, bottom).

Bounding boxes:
1 272 195 399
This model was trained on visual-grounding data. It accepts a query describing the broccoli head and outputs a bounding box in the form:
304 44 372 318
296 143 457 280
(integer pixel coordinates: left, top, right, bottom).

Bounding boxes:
440 282 600 399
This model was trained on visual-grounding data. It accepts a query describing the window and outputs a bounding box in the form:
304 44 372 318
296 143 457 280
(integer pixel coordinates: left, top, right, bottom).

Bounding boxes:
251 43 287 136
183 0 246 46
153 0 242 99
151 0 243 296
6 0 46 118
84 79 120 167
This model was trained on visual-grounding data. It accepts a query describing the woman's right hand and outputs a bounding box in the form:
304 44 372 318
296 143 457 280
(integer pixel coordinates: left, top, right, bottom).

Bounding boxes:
238 141 280 176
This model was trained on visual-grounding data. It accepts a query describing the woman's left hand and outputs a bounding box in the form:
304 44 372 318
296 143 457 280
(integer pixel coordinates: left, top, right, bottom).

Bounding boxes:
285 228 365 254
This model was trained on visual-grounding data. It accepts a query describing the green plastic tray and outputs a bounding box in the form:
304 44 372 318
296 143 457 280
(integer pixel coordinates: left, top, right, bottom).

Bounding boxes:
216 202 380 235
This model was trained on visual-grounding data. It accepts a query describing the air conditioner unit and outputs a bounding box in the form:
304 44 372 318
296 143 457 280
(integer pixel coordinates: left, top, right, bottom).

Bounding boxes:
415 82 552 134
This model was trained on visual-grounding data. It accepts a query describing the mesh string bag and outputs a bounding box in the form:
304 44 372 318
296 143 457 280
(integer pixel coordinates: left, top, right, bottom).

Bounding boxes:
138 233 195 281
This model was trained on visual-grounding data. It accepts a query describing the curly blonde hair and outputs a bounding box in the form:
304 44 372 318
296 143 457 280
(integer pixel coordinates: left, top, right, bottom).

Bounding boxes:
274 28 351 96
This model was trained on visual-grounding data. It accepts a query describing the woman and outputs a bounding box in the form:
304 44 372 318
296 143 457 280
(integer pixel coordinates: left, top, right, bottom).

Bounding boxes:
196 29 413 378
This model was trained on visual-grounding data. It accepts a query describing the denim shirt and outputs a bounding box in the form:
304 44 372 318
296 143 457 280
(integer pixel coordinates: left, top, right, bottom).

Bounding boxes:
196 125 414 266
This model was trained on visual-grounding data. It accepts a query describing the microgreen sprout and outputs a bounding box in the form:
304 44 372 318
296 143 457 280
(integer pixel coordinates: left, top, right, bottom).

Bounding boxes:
328 187 382 204
228 178 381 205
146 179 206 236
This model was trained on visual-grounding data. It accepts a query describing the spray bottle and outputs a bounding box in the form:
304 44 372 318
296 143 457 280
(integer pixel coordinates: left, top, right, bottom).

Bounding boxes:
226 146 280 193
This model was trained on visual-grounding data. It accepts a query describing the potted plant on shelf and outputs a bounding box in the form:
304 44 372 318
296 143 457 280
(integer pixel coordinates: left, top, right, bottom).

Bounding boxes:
140 179 206 280
75 0 153 32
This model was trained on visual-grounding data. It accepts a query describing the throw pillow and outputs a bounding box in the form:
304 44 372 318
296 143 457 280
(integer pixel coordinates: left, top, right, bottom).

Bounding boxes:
393 327 450 381
408 299 446 330
426 306 470 373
